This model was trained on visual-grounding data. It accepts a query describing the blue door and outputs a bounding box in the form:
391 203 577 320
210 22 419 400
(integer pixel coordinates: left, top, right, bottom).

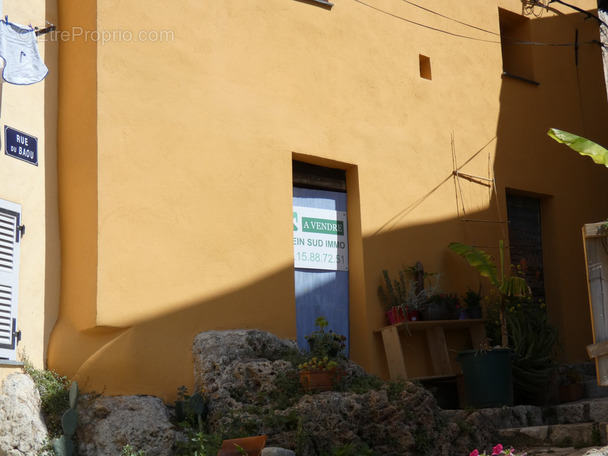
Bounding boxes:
293 188 349 355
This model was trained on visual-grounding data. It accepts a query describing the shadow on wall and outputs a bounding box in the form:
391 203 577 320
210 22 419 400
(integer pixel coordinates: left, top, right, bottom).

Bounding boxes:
47 6 608 401
493 9 608 363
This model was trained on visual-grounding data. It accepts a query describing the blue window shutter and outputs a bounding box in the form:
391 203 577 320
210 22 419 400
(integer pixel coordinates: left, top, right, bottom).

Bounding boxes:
0 199 21 360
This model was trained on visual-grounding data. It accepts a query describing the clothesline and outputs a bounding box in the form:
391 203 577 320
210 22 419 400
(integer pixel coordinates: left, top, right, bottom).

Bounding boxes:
34 23 55 37
0 16 56 37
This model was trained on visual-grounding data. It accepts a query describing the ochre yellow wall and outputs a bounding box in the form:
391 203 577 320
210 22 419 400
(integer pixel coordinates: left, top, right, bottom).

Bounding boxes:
0 0 59 384
495 0 608 363
49 0 608 400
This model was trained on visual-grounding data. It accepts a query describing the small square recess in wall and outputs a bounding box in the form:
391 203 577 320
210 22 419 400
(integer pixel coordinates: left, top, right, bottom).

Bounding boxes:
419 55 432 80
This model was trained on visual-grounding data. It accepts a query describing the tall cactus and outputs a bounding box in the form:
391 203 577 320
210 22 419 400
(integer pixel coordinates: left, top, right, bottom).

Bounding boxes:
53 381 79 456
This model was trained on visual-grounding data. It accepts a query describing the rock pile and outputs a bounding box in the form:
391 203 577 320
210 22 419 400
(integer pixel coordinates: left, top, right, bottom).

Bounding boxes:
0 329 580 455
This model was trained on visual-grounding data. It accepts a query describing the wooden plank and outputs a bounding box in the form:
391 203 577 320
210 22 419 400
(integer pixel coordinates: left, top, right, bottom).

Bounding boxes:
425 326 452 376
598 354 608 387
380 326 408 380
375 319 487 381
374 319 487 333
587 340 608 359
410 374 457 382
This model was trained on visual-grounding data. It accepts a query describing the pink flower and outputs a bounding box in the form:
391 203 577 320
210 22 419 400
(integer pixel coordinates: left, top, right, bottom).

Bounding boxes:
492 444 504 455
470 450 479 456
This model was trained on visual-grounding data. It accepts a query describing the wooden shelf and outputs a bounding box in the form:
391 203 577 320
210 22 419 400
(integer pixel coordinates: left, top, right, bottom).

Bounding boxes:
374 319 487 381
376 319 487 332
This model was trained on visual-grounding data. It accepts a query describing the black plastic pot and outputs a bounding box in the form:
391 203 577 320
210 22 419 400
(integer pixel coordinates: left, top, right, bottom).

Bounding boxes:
456 348 514 408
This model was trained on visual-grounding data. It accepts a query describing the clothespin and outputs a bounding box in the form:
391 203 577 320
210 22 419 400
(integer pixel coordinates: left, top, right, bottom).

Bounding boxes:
4 16 8 25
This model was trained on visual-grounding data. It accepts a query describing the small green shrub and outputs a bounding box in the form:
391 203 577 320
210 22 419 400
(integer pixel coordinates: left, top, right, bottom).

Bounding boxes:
339 374 384 394
268 370 303 409
22 358 71 437
385 378 409 402
175 431 222 456
121 445 146 456
332 442 379 456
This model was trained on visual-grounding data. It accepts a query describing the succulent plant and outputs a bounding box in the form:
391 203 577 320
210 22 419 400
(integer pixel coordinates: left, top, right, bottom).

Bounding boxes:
53 382 78 456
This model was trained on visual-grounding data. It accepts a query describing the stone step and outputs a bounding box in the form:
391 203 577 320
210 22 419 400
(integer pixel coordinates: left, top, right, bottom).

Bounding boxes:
497 422 608 449
523 446 607 456
542 399 608 426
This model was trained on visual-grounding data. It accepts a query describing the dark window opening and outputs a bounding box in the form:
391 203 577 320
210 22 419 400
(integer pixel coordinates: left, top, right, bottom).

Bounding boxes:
506 193 545 301
499 8 536 83
292 160 346 192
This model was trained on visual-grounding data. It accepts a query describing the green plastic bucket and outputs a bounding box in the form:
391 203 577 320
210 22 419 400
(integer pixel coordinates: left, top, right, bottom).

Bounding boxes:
456 348 514 408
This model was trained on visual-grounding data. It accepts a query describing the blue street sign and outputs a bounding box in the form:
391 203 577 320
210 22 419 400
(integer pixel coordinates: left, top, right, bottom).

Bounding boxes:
5 126 37 166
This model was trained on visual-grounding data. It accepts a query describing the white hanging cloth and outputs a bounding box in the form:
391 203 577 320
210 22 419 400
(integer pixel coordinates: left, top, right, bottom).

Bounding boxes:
0 19 48 85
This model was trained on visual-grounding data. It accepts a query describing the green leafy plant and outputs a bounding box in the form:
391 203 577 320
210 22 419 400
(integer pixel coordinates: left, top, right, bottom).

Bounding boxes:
22 358 71 437
378 269 410 311
175 432 222 456
548 129 608 235
548 128 608 167
448 241 530 347
378 262 441 323
298 356 339 372
121 444 147 456
463 289 482 312
305 316 346 359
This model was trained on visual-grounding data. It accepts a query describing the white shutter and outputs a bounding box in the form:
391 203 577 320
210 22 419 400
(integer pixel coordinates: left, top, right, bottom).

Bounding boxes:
0 199 21 360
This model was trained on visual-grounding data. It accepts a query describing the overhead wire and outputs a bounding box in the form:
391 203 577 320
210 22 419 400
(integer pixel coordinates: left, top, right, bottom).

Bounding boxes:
352 0 501 43
352 0 604 48
398 0 501 36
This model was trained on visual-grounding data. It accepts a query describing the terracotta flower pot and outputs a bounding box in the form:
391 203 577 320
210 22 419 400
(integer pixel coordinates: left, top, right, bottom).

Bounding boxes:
299 369 340 392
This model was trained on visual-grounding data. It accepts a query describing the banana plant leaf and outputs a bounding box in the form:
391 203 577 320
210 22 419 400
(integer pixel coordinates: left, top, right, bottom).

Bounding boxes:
548 128 608 167
499 276 529 297
447 242 499 288
449 242 529 298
